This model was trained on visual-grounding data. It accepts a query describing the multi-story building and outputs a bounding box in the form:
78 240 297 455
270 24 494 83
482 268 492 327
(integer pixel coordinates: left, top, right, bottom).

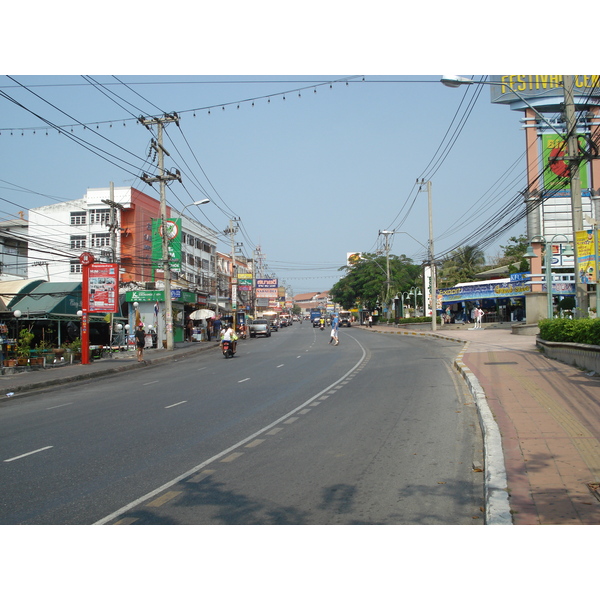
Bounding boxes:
27 187 218 295
0 217 28 282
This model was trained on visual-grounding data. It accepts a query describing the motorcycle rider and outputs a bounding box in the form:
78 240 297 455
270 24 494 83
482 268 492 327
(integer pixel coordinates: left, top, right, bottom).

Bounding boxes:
319 316 325 330
221 325 237 353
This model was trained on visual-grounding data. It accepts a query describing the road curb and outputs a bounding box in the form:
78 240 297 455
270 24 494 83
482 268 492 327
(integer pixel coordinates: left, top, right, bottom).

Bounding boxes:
364 326 513 525
1 343 220 399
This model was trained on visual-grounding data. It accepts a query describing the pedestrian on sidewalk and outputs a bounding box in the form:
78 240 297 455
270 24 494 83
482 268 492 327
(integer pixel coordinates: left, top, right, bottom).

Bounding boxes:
135 325 146 362
474 307 484 329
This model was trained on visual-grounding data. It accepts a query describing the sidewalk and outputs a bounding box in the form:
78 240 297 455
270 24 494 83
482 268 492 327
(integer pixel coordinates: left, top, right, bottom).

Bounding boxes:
3 326 600 524
0 341 219 398
367 322 600 525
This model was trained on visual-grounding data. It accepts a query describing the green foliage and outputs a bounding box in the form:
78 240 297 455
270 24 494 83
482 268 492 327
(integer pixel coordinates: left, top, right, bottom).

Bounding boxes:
330 252 421 311
62 337 82 352
439 245 486 287
539 318 600 345
16 329 35 358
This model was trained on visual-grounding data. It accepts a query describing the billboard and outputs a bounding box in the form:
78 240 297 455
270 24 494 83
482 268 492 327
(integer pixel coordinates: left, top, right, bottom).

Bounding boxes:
151 218 182 271
575 229 597 284
256 278 278 288
347 252 361 266
88 263 119 313
490 75 600 104
541 134 588 190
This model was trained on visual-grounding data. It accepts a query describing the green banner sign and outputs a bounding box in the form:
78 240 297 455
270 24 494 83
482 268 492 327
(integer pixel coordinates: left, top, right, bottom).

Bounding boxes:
152 218 182 271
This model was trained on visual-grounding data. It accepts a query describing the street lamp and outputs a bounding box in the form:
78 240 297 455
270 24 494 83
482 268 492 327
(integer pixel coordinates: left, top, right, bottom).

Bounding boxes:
524 235 574 318
13 309 21 342
408 287 422 315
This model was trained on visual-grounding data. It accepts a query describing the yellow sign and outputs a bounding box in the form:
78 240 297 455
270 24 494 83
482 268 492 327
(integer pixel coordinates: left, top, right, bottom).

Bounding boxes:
575 230 597 284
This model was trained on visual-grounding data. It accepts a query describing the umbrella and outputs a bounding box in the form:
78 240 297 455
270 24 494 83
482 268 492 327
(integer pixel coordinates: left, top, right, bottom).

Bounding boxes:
189 309 215 320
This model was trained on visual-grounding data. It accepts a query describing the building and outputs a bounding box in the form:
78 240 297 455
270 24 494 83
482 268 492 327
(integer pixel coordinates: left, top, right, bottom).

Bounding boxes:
0 216 28 281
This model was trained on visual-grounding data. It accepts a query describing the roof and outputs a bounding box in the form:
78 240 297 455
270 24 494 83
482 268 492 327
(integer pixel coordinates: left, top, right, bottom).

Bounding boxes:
0 279 46 310
10 282 82 318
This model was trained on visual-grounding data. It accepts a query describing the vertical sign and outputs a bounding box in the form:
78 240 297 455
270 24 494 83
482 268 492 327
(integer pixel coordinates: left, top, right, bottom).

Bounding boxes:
151 218 182 271
88 263 119 313
575 230 597 284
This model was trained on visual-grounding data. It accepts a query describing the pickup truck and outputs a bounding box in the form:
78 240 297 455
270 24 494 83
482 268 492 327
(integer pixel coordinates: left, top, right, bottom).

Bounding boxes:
248 319 272 338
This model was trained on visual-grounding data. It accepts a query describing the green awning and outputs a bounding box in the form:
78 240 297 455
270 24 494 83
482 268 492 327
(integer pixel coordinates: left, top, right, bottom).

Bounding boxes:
10 281 83 317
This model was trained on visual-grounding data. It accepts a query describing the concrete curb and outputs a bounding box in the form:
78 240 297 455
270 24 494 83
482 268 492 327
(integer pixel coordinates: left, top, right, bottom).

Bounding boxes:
1 342 220 399
364 326 513 525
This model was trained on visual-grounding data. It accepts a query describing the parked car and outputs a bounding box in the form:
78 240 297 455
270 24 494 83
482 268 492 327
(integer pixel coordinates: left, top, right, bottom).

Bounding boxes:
249 319 271 337
269 319 279 331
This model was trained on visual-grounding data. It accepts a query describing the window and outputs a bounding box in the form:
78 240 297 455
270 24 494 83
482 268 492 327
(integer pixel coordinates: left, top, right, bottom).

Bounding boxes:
187 254 195 266
187 235 195 247
89 208 110 224
70 211 86 225
70 235 87 249
91 233 110 247
70 261 82 273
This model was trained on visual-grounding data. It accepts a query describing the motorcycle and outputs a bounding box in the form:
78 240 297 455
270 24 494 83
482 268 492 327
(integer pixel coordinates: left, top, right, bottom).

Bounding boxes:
319 323 324 331
222 339 236 358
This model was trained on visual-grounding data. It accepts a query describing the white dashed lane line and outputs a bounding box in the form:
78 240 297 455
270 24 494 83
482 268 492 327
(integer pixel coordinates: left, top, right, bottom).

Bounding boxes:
4 446 53 463
238 378 250 383
165 401 187 409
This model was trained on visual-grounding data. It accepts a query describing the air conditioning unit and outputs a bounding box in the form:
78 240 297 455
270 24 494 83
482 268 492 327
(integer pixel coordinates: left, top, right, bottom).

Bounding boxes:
145 281 156 290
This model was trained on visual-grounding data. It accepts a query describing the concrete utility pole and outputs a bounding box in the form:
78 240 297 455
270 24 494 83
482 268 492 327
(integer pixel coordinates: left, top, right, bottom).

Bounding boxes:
140 113 181 350
563 75 588 317
379 230 394 318
101 182 125 351
418 179 437 331
224 218 240 317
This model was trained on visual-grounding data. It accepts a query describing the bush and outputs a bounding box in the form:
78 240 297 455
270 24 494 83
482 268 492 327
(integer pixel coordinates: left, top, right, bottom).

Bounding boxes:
539 318 600 346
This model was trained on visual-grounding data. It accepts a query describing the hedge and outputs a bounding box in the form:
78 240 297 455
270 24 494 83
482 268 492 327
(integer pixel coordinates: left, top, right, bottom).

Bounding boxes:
538 318 600 345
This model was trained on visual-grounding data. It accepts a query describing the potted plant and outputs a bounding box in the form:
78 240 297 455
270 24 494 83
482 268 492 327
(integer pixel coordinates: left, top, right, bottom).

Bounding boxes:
16 329 35 366
64 337 82 361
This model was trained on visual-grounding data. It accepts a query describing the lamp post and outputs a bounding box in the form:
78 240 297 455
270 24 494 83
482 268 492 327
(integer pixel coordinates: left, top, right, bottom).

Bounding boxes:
441 75 587 316
400 291 411 318
408 287 422 316
13 309 21 344
524 235 574 319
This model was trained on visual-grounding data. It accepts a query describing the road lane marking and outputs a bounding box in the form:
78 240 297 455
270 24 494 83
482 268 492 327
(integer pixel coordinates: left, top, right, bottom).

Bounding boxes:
94 332 367 525
4 446 53 462
46 403 73 410
188 469 216 483
284 417 299 424
238 378 250 383
165 401 187 409
144 381 159 386
245 439 265 448
266 427 283 435
114 517 139 525
146 491 181 507
277 364 284 368
299 409 311 414
221 452 244 463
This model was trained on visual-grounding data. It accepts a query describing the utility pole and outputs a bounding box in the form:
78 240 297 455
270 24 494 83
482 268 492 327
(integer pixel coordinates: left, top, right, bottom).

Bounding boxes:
418 179 437 331
379 230 394 318
563 76 588 317
140 113 181 350
101 181 125 352
224 218 240 320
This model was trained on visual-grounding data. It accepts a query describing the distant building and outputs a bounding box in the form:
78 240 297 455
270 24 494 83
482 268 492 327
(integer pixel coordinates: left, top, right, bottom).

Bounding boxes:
0 217 28 281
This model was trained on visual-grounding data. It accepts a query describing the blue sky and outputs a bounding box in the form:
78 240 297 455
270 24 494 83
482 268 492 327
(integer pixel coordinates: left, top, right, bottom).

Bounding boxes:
1 5 586 295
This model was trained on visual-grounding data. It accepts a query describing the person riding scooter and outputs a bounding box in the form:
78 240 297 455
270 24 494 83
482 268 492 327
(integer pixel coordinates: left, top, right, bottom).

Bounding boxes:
220 325 238 353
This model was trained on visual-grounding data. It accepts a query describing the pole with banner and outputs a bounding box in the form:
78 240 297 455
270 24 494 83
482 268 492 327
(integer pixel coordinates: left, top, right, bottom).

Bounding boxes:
79 252 95 365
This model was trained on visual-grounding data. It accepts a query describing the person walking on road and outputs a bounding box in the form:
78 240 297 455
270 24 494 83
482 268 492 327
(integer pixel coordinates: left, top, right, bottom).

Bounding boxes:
329 313 340 345
135 325 146 362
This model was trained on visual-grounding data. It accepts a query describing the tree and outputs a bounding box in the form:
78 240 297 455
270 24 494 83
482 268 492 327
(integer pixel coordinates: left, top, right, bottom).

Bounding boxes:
330 252 421 311
439 245 486 287
499 234 530 274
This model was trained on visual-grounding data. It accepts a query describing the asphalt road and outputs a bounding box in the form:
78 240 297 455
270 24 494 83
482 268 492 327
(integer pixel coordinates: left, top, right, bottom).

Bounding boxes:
0 323 484 524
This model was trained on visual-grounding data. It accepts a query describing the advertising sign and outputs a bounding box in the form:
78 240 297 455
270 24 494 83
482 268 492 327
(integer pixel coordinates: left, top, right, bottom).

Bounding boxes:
347 252 361 266
490 75 600 104
542 134 588 190
256 288 278 298
575 229 597 284
151 218 182 271
88 263 119 313
238 273 253 291
256 278 278 288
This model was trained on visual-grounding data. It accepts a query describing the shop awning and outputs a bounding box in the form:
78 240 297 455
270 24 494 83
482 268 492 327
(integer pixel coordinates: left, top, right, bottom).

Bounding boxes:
0 279 46 310
9 281 83 319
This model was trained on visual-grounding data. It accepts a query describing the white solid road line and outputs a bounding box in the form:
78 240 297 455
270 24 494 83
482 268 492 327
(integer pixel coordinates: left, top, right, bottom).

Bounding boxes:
94 333 367 525
4 446 53 463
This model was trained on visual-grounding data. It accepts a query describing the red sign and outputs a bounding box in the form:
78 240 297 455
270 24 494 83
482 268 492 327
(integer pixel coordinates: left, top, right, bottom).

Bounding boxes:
87 263 119 313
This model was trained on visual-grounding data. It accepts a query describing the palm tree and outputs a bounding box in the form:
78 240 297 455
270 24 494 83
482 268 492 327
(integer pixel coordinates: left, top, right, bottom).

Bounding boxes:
439 245 486 287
